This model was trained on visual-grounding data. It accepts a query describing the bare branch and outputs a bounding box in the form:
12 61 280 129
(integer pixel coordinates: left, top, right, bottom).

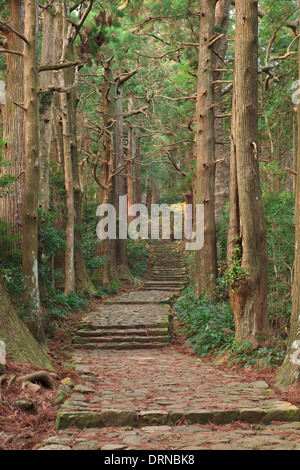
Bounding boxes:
117 0 130 10
13 101 27 111
222 83 233 96
39 60 83 72
70 0 87 12
115 68 140 85
285 167 297 176
155 94 197 102
0 48 23 57
72 0 94 40
0 20 29 45
122 105 149 119
134 48 182 60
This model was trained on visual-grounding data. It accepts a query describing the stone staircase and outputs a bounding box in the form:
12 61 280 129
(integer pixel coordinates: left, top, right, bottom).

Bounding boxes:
72 240 188 351
144 240 188 291
42 239 300 446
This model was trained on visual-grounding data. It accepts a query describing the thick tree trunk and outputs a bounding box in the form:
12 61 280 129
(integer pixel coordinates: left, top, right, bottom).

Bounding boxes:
275 0 300 388
113 81 132 281
22 0 46 344
134 137 142 205
227 0 270 344
194 0 218 298
213 0 231 219
127 96 135 218
38 6 56 211
98 59 115 286
51 1 93 293
0 0 25 240
0 274 53 369
57 2 75 295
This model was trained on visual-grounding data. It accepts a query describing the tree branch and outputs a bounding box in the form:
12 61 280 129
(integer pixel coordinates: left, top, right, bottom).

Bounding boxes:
72 0 94 40
115 68 140 85
0 20 29 45
39 60 82 72
0 49 23 57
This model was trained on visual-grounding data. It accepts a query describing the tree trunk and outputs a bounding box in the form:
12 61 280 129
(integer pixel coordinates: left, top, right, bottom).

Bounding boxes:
0 274 53 369
213 0 231 219
22 0 46 344
98 58 115 286
113 81 132 281
275 0 300 387
194 0 218 298
38 5 56 211
127 96 135 218
227 0 270 344
0 0 25 241
134 137 142 205
57 0 75 295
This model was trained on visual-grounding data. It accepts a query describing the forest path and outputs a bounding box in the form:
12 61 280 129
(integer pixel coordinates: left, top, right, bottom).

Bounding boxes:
38 241 300 450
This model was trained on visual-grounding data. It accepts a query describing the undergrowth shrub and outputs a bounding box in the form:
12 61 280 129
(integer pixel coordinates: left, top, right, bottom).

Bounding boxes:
127 238 150 278
174 285 235 356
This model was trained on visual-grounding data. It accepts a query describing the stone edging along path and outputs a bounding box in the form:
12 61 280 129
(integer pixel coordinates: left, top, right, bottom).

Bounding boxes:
40 240 300 450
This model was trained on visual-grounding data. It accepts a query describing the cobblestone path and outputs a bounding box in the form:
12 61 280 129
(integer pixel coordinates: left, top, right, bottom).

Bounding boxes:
38 241 300 451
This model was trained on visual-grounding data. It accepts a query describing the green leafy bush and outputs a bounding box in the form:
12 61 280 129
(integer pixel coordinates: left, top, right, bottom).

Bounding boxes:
127 238 150 278
43 291 88 336
175 285 235 356
220 338 287 369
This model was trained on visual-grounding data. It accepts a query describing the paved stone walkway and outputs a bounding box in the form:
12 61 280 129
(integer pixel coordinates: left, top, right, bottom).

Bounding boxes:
38 241 300 451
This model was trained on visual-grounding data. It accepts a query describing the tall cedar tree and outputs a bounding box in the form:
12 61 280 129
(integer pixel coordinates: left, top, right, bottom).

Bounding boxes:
227 0 270 344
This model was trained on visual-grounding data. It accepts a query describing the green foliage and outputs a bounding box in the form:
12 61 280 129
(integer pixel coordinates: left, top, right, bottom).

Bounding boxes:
0 1 7 20
221 238 249 292
43 291 88 336
39 90 53 114
82 202 106 284
175 285 235 356
38 209 66 258
220 338 287 369
0 140 17 196
175 283 287 368
0 221 21 266
127 238 149 278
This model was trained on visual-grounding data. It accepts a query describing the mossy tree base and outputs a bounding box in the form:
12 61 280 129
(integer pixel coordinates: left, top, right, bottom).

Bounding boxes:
0 277 54 370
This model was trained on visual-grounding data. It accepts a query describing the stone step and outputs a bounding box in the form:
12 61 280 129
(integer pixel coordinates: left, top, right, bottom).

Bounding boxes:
144 282 183 286
55 403 300 430
73 335 169 346
143 283 184 290
149 273 187 281
105 290 175 304
151 271 187 275
73 342 169 351
76 327 169 337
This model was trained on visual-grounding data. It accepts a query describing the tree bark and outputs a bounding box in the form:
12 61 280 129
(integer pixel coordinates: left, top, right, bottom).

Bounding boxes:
0 0 25 240
57 3 75 295
38 5 56 211
134 137 142 205
275 0 300 388
0 274 53 369
22 0 46 344
227 0 270 344
98 58 115 286
194 0 218 298
127 96 135 219
213 0 231 218
113 81 132 281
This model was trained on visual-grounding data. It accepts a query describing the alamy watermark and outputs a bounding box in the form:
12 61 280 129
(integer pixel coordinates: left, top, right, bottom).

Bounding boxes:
0 341 6 365
0 80 6 105
292 80 300 105
96 197 204 251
